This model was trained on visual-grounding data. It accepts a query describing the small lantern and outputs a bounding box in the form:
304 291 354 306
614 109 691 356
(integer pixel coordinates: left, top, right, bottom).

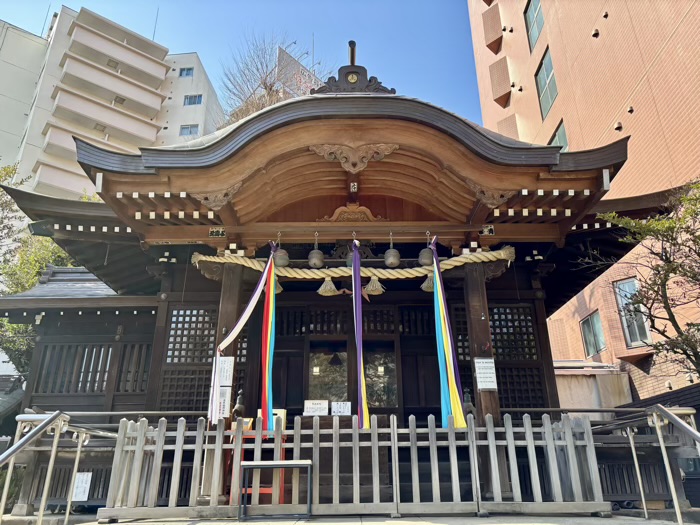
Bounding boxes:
384 231 400 268
308 232 324 268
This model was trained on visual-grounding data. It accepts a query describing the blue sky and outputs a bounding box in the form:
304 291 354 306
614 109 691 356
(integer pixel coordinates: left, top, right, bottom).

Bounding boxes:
0 1 482 123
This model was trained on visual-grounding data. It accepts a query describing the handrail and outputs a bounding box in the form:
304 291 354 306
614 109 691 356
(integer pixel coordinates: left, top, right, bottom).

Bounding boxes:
0 411 67 467
29 409 207 417
648 404 700 443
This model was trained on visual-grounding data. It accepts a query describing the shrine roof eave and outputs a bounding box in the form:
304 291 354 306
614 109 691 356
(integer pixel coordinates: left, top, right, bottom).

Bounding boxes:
1 185 159 296
0 267 157 314
0 184 117 221
74 95 629 176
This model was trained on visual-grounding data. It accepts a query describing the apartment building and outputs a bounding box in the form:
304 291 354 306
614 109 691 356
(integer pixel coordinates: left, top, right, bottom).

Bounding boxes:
0 6 224 199
467 0 700 400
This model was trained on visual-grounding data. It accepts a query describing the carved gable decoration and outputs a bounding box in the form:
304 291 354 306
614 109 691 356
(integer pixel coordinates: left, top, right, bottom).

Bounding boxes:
191 182 242 211
311 65 396 94
318 203 388 222
309 144 399 174
463 178 517 208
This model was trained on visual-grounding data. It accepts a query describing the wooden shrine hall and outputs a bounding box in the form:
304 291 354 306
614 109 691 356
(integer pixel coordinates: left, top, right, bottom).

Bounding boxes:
3 48 681 521
0 55 633 427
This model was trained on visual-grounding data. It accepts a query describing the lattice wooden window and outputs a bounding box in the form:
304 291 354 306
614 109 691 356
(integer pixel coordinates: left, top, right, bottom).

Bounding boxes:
364 307 395 335
451 304 470 361
166 307 217 364
399 305 434 336
489 305 538 360
34 343 112 394
496 365 545 410
116 343 151 393
160 369 211 411
308 308 348 335
276 308 306 337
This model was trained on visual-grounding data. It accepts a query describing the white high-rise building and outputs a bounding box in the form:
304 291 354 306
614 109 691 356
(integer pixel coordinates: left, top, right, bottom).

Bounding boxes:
0 6 224 199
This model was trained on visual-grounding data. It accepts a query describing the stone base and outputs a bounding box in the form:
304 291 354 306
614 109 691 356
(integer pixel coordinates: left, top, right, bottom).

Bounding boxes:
11 503 35 516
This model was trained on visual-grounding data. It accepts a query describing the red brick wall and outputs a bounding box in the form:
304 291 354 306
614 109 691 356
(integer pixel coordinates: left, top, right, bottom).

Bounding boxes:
467 0 700 199
468 0 700 400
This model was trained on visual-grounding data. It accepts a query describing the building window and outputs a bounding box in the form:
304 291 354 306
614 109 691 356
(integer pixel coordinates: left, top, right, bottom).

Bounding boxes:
614 278 652 347
549 121 568 151
179 67 194 77
535 49 558 119
525 0 545 51
581 311 606 357
184 94 203 106
179 124 199 136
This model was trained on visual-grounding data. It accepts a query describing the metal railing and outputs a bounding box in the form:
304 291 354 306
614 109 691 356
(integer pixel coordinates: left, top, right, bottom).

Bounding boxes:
597 404 700 525
0 411 120 525
0 412 69 525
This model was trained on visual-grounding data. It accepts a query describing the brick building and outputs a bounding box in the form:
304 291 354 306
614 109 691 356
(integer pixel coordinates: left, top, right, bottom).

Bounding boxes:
467 0 700 401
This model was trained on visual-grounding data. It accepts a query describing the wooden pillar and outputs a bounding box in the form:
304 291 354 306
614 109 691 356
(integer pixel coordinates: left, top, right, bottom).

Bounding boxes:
203 264 244 500
465 262 510 501
215 264 244 352
144 268 172 410
464 263 501 425
531 264 560 410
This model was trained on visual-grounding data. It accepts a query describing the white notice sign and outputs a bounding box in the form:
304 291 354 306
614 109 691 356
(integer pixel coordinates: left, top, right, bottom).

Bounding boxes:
473 357 498 391
217 386 231 420
218 356 235 386
303 400 329 416
331 402 351 416
72 472 93 502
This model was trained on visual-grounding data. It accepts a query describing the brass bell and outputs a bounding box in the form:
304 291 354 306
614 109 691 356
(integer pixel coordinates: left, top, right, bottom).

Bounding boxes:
308 249 324 269
384 232 400 268
384 248 400 268
308 232 324 268
274 248 289 267
418 247 433 267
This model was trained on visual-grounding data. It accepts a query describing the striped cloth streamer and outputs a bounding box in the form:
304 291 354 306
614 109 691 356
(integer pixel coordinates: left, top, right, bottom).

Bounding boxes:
430 237 467 428
207 244 276 424
352 241 370 429
260 247 277 431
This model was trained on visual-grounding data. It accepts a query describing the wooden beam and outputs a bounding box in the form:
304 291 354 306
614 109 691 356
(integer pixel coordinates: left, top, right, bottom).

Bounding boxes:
0 295 157 310
142 222 484 244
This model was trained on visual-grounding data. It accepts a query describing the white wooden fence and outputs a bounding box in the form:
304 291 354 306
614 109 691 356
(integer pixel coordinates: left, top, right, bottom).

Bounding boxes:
98 413 609 520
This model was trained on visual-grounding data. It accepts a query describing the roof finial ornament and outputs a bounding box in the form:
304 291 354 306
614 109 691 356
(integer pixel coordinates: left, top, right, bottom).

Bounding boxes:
349 40 356 66
310 40 396 95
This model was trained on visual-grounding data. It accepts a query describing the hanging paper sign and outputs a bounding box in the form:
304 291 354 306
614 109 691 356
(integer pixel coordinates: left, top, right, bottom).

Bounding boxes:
473 357 498 391
331 402 352 416
217 386 231 420
218 356 235 386
303 400 328 416
72 472 93 502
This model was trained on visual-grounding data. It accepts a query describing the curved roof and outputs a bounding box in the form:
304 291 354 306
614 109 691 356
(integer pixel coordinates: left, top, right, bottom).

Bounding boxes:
75 94 628 176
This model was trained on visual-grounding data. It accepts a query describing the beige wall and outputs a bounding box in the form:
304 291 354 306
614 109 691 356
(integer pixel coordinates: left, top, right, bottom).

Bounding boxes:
0 22 46 166
155 53 225 146
1 6 223 199
468 0 700 401
555 371 631 420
